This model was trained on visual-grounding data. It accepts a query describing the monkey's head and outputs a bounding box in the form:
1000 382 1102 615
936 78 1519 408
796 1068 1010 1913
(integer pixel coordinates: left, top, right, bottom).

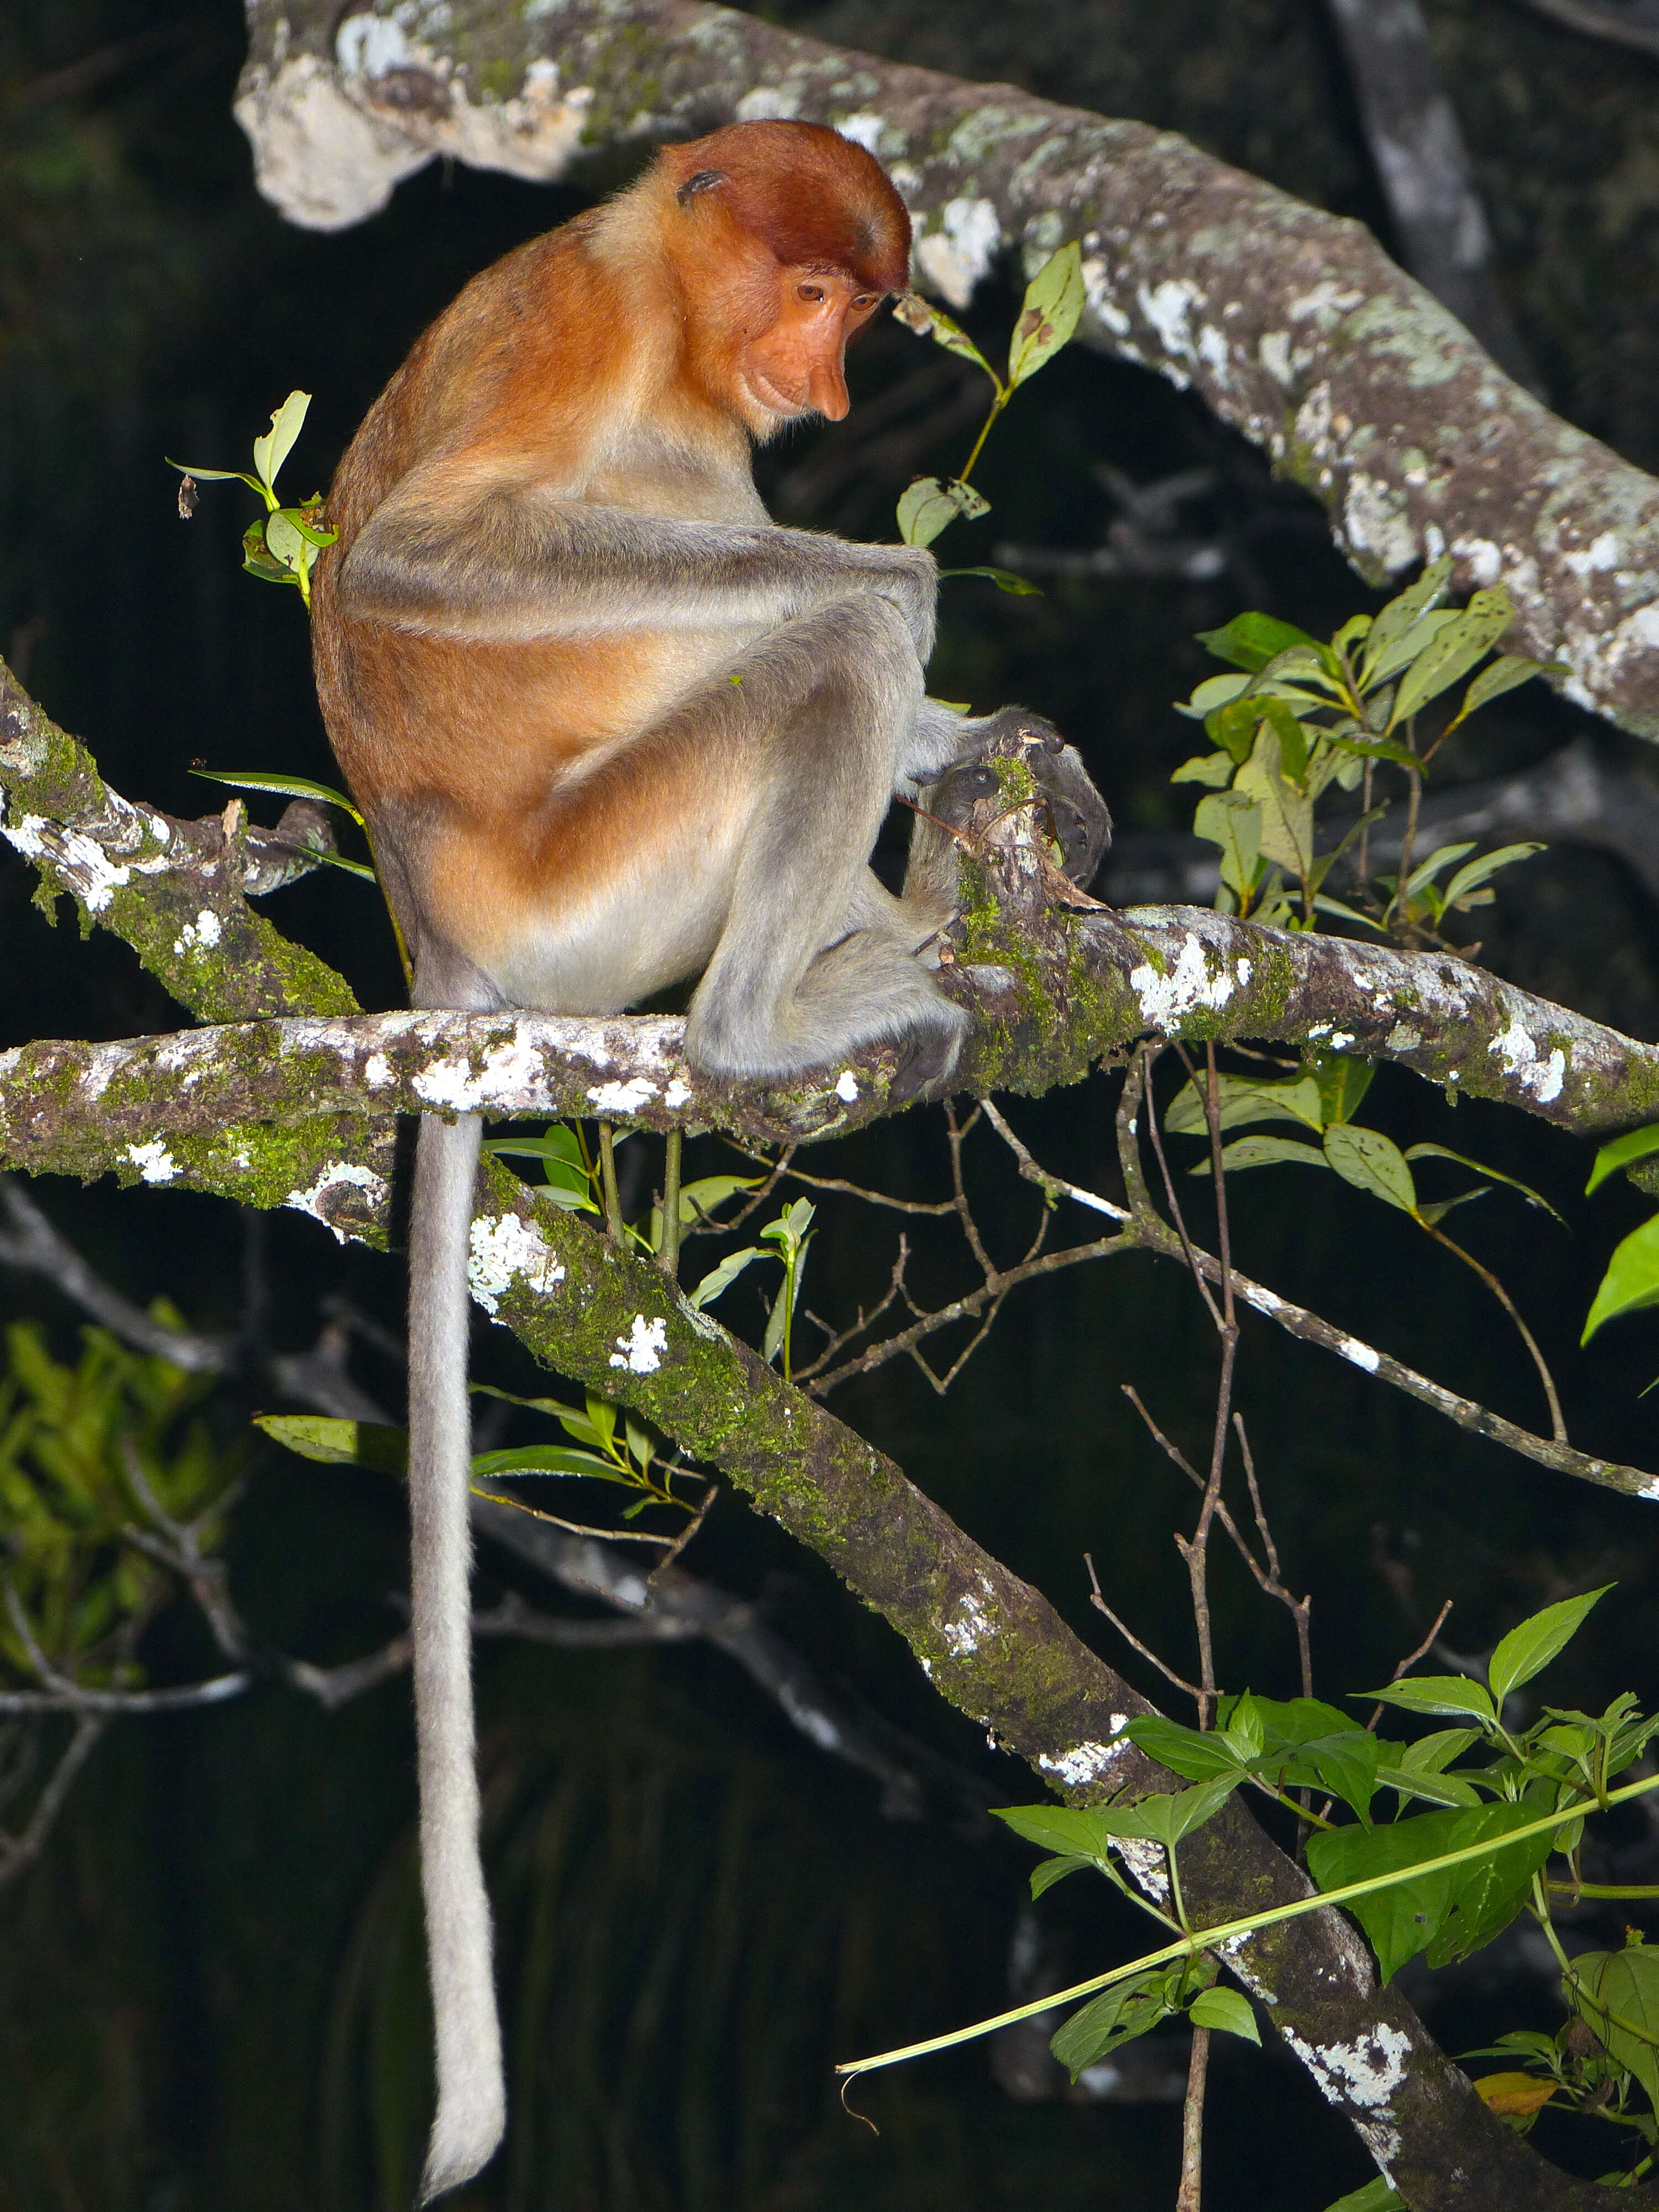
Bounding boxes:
658 121 912 435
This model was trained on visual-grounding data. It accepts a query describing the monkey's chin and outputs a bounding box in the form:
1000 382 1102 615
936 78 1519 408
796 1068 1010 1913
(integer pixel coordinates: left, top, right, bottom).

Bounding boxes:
739 367 814 436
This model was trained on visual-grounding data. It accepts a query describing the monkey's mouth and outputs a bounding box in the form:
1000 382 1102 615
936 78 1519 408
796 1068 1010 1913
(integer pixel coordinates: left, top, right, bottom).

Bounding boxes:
742 364 813 421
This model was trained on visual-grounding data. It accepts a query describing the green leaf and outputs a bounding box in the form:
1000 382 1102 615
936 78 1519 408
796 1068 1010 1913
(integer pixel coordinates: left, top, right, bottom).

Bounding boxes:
1050 1970 1176 2080
1362 1676 1496 1724
1358 553 1454 684
1195 612 1319 675
1165 1071 1324 1137
897 475 990 547
1174 672 1252 721
1309 1801 1551 1982
992 1803 1120 1866
1311 895 1389 935
254 1413 408 1475
1171 752 1237 787
1235 722 1314 879
189 769 364 826
1029 1853 1096 1900
1188 1987 1260 2044
1488 1587 1611 1704
1583 1214 1659 1344
1323 2179 1404 2212
1587 1125 1659 1197
1193 789 1261 902
1570 1940 1659 2114
890 291 999 383
163 458 263 489
252 390 311 494
1122 1714 1249 1782
937 565 1042 595
1323 1124 1417 1213
1312 1053 1374 1128
1404 1143 1563 1222
1301 1732 1383 1823
1214 1134 1329 1173
471 1444 634 1485
1108 1775 1243 1846
1363 607 1462 690
1374 1760 1482 1810
1455 654 1552 722
1442 842 1543 907
311 850 379 884
1402 841 1476 900
1426 1803 1561 1968
687 1246 768 1311
676 1174 761 1224
1390 588 1515 727
1007 242 1084 387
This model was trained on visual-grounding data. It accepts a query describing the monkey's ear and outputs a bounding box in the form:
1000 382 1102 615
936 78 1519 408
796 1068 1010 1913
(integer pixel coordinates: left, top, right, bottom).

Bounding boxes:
676 168 728 207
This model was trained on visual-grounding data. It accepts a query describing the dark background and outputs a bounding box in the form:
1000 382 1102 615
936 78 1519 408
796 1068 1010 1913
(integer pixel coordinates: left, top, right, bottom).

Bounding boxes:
4 3 1659 2206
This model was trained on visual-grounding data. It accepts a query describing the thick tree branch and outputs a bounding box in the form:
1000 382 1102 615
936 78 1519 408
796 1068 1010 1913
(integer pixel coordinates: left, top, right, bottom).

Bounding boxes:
1512 0 1659 60
237 1 1659 738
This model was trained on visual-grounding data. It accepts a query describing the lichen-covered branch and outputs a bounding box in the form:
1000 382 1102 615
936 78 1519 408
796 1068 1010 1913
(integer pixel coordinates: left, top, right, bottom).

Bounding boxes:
238 0 1659 739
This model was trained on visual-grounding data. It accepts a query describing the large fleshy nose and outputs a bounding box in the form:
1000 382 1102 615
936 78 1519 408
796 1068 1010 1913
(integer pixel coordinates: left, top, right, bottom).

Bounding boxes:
808 351 850 421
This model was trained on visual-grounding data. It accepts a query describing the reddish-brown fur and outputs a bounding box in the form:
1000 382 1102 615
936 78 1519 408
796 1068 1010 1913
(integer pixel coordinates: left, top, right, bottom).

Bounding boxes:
311 123 911 988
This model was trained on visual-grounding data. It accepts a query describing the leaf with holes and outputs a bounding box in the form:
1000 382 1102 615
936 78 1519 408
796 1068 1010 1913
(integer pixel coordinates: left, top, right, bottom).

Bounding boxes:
897 475 991 547
251 389 312 493
1007 242 1084 387
890 291 999 382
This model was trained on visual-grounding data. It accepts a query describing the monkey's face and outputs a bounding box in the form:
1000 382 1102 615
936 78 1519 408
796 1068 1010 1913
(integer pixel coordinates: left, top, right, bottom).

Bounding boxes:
731 263 882 434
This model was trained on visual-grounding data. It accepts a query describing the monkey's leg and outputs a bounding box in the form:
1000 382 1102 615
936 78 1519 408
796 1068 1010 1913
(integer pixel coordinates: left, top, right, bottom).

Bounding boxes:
684 594 969 1089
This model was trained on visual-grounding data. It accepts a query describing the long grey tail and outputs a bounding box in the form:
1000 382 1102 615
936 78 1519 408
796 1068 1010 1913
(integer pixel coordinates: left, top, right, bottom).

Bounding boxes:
408 1112 505 2201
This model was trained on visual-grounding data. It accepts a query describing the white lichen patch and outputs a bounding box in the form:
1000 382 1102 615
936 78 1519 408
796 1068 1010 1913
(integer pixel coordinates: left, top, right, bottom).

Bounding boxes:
588 1075 658 1116
834 109 886 152
609 1313 669 1374
285 1160 389 1241
363 1052 394 1090
1343 473 1418 575
3 817 134 912
124 1140 179 1185
1036 1729 1131 1788
1328 1030 1355 1051
835 1069 860 1103
1113 1833 1172 1903
467 1211 566 1315
1336 1334 1383 1375
941 1574 999 1658
172 907 223 957
1280 2022 1411 2162
914 196 1000 307
1130 934 1251 1029
735 82 802 121
662 1076 692 1110
1488 1016 1567 1104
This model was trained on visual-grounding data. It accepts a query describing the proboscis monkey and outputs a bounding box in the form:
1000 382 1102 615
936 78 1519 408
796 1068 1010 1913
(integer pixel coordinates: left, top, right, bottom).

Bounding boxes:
312 118 1109 2198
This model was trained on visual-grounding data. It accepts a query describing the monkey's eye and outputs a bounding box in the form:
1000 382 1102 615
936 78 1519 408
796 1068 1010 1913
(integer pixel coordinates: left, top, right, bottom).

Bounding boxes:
853 295 878 312
797 283 826 304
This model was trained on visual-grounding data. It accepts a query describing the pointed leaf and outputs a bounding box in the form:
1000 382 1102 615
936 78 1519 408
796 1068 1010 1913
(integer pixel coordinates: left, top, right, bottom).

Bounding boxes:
937 565 1041 595
1323 2183 1404 2212
471 1444 634 1484
1583 1214 1659 1344
1171 752 1237 787
1488 1586 1611 1704
890 291 999 382
1402 841 1477 900
254 1413 408 1475
1196 612 1319 675
1455 654 1553 722
687 1246 767 1311
1361 1675 1495 1724
1323 1124 1417 1213
1174 672 1252 721
1358 553 1454 683
1442 842 1543 906
1007 242 1084 387
1029 1853 1096 1900
189 769 364 825
251 390 311 493
1165 1071 1324 1137
1572 1940 1659 2116
164 458 263 489
1404 1142 1563 1222
1188 1987 1260 2044
1363 607 1462 689
1235 723 1315 877
1123 1714 1248 1782
992 1803 1120 1865
1588 1125 1659 1197
1313 1053 1375 1127
1050 1971 1176 2079
1472 2071 1557 2119
1391 588 1515 726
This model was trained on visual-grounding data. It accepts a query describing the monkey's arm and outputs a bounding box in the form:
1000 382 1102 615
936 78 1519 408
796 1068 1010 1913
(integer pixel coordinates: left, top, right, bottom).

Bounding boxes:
339 477 936 658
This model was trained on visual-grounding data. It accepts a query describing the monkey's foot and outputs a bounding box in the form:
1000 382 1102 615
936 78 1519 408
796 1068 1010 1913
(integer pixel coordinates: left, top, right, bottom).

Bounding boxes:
938 709 1112 888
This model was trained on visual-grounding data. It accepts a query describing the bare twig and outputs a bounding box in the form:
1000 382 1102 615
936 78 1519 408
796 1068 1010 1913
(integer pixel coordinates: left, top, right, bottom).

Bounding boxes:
0 1719 106 1888
1233 1417 1313 1701
0 1175 229 1372
1177 2025 1211 2212
1084 1553 1204 1703
1362 1598 1456 1736
1511 0 1659 59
